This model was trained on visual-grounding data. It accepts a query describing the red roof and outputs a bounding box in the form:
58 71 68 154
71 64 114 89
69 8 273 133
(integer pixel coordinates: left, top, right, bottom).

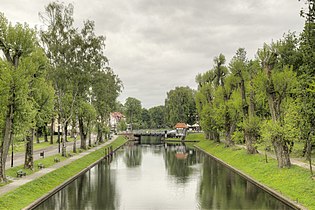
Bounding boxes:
175 123 188 129
110 112 125 119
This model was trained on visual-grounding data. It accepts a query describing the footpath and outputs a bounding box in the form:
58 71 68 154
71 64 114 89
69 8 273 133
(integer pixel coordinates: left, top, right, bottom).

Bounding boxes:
0 136 117 196
234 143 315 170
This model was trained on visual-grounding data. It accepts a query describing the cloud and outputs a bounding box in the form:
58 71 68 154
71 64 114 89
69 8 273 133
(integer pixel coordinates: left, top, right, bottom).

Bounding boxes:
0 0 305 108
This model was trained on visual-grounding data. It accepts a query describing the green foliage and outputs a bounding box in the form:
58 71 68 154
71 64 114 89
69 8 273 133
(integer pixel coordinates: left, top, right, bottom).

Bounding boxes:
0 137 127 210
117 120 127 132
0 60 11 133
165 86 196 126
148 105 166 128
124 97 142 124
140 108 151 129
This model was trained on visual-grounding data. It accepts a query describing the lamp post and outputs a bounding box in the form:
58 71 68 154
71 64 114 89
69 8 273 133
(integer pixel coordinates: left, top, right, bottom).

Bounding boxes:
58 123 61 153
11 140 14 167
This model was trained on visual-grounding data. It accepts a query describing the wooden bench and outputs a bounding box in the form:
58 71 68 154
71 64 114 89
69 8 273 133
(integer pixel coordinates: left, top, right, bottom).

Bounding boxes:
54 157 60 163
38 163 45 169
16 170 26 178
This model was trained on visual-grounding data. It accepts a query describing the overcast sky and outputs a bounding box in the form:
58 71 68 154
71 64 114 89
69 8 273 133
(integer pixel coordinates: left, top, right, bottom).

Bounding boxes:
1 0 305 108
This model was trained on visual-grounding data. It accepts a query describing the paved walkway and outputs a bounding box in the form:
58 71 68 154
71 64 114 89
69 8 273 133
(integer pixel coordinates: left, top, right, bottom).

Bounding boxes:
0 136 117 196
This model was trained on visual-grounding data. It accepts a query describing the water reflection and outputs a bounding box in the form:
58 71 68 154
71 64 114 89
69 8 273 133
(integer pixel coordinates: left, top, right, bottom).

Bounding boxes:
198 156 292 209
164 145 199 183
123 144 142 168
35 137 293 210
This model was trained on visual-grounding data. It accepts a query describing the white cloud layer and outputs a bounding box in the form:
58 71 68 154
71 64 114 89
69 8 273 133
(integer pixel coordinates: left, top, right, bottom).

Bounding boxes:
0 0 305 108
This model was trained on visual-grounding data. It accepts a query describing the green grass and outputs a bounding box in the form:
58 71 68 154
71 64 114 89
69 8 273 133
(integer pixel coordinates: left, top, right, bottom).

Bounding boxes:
192 133 315 209
13 135 76 153
6 154 67 179
0 136 127 210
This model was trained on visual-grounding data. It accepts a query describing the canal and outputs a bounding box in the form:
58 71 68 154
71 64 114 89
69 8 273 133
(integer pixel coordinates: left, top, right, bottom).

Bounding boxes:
35 136 293 210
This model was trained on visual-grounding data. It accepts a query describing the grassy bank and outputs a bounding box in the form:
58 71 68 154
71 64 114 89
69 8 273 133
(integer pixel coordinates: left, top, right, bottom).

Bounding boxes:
191 133 314 209
0 136 127 210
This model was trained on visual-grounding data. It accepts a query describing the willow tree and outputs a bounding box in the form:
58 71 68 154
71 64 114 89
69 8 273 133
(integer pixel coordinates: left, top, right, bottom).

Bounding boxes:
0 13 36 181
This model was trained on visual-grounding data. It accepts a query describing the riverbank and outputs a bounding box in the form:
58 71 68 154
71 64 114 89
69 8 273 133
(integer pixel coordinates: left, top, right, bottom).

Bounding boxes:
0 136 128 210
191 133 313 209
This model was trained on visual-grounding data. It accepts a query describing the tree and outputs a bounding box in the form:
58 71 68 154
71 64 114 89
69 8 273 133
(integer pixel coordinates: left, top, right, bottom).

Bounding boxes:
92 68 122 142
0 13 36 181
229 48 259 153
40 2 78 156
297 0 315 175
165 86 196 127
257 42 298 168
125 97 142 129
77 101 96 148
140 108 151 129
195 55 228 143
24 47 54 169
149 105 166 128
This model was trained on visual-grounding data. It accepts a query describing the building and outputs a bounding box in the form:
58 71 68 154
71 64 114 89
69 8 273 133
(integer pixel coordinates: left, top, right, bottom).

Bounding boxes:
174 122 188 137
110 112 126 132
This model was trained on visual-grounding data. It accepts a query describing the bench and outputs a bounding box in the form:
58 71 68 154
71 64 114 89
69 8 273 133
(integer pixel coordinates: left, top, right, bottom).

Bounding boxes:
39 151 45 158
16 170 26 178
38 163 45 169
54 157 60 163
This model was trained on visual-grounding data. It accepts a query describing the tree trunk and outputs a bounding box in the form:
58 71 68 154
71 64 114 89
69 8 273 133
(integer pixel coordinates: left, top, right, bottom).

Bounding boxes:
44 123 48 142
88 131 92 147
0 101 15 182
61 125 67 157
272 138 291 168
57 116 61 144
307 138 313 176
36 128 40 143
24 129 34 169
266 66 290 168
65 121 68 142
100 131 105 143
96 124 101 144
211 130 220 143
73 137 77 153
245 129 258 154
50 117 54 144
79 117 87 149
225 123 235 147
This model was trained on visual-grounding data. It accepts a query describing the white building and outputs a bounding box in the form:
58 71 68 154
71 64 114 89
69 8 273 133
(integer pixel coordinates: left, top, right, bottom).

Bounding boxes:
109 112 126 132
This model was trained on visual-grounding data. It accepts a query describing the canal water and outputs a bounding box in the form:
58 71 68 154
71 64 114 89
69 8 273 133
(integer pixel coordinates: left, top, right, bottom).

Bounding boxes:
35 136 293 210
